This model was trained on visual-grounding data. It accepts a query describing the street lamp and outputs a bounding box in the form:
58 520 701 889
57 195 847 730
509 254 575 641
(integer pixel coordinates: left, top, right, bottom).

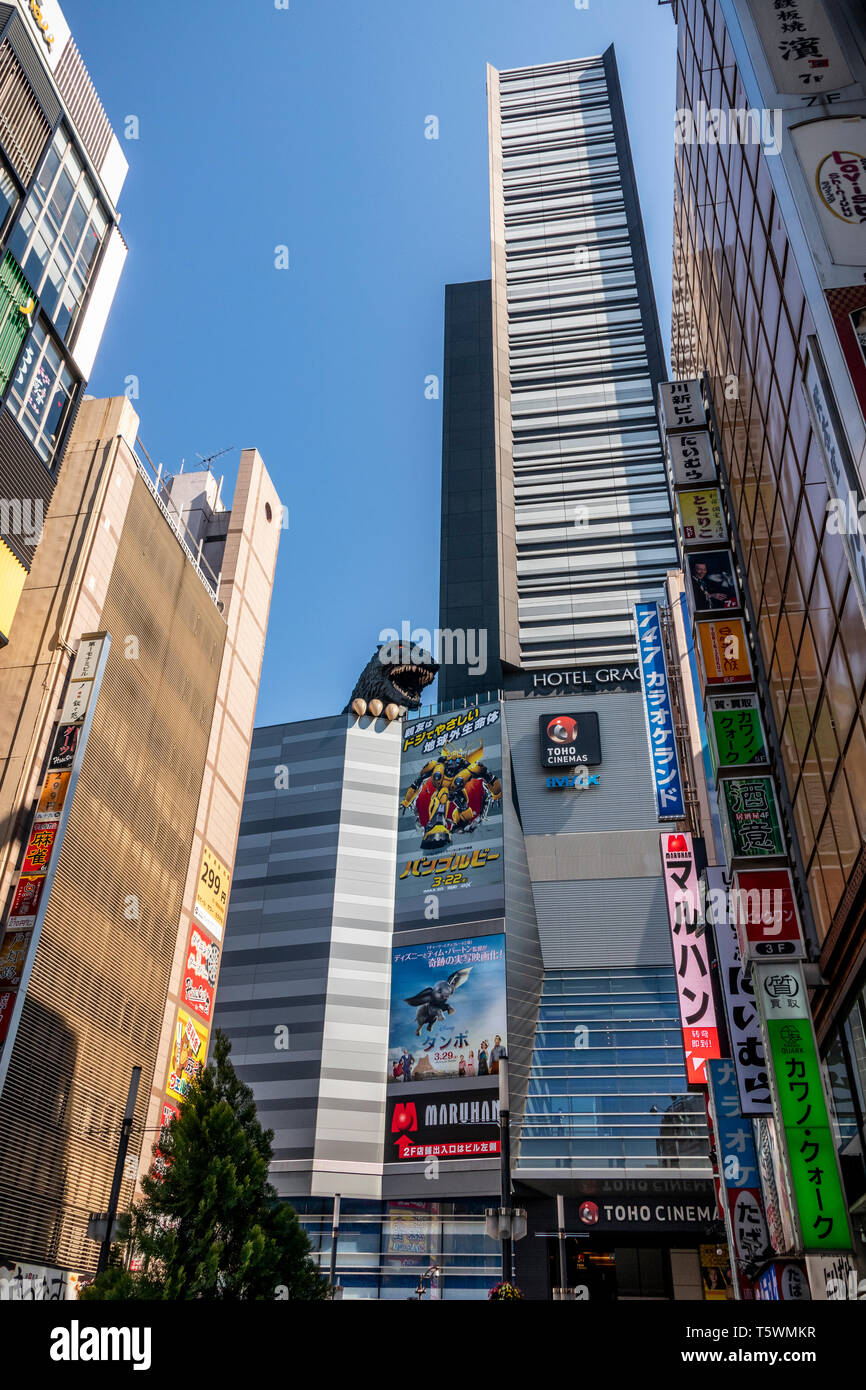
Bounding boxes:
484 1058 527 1281
415 1265 440 1300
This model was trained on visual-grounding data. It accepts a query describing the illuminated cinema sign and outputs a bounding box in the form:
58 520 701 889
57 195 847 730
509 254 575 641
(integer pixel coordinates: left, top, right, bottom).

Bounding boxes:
634 603 685 819
660 833 721 1086
538 711 601 768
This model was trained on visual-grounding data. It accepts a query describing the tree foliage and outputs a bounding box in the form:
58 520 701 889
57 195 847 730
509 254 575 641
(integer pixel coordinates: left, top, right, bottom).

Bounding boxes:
81 1031 329 1301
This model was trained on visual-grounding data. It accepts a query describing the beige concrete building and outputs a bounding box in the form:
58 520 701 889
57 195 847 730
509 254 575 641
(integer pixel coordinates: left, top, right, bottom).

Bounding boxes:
0 396 280 1283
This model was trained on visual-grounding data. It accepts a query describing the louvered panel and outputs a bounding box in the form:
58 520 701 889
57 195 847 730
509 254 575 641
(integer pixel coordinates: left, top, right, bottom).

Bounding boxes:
55 37 112 172
0 38 50 183
0 474 227 1271
0 251 34 390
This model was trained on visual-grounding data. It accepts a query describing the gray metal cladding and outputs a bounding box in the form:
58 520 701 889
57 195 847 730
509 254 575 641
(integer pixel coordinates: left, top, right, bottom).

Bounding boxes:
4 11 61 124
503 689 660 834
530 874 674 969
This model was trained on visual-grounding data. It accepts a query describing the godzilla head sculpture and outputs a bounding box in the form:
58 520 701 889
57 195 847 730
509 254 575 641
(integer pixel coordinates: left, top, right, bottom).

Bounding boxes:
344 640 438 722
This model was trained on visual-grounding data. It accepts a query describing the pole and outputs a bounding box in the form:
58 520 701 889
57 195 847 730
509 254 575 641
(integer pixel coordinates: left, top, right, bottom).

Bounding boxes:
329 1192 341 1289
499 1059 511 1283
556 1192 568 1293
97 1065 141 1275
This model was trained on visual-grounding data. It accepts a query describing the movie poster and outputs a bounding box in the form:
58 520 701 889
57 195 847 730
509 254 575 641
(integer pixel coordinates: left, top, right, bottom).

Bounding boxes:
395 700 504 929
388 934 506 1084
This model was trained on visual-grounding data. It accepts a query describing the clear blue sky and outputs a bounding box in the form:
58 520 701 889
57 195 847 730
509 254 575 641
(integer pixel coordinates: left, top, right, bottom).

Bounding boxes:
71 0 677 724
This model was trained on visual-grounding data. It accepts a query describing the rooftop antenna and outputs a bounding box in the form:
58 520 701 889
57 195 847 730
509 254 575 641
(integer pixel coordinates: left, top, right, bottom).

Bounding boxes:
195 445 235 473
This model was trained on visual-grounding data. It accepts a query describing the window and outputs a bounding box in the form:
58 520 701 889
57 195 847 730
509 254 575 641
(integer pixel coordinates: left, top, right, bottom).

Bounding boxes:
7 319 76 464
7 127 108 341
0 154 18 241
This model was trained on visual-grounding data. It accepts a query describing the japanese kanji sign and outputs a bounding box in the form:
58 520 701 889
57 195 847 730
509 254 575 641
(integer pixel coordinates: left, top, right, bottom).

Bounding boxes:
697 617 753 686
754 963 852 1252
677 488 727 546
707 1058 771 1266
707 693 769 771
635 603 685 820
721 777 785 861
660 833 721 1086
194 844 231 942
706 867 771 1114
749 0 853 96
658 379 706 433
733 866 806 960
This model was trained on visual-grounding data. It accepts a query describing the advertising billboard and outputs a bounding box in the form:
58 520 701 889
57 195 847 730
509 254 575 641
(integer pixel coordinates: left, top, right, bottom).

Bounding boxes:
395 701 504 930
696 617 752 686
194 845 231 941
707 1059 772 1271
721 777 785 861
634 602 685 819
388 934 506 1085
384 1086 501 1163
166 1009 209 1104
686 550 738 613
676 489 726 545
538 710 601 768
705 867 771 1115
733 867 805 961
753 964 852 1253
660 833 721 1086
706 693 769 772
182 922 220 1023
667 429 716 487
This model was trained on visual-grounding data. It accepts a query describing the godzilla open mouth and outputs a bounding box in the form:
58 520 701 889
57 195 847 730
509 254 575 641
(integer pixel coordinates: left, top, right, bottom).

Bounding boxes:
387 664 436 706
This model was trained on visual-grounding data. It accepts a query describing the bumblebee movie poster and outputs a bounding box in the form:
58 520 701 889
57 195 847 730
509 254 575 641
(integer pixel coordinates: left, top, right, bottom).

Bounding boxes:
395 699 505 929
388 935 507 1085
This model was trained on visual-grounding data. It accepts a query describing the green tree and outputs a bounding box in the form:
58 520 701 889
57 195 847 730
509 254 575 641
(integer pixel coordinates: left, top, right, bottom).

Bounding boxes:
81 1031 329 1301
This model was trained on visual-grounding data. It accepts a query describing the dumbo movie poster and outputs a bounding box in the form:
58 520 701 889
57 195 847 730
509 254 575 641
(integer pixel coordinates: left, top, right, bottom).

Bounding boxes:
388 935 507 1085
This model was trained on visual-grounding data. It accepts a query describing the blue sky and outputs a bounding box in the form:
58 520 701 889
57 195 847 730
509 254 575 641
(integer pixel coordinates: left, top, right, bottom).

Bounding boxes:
71 0 677 723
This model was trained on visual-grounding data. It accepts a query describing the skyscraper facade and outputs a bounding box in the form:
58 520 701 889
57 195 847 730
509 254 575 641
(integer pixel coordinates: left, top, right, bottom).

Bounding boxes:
441 49 678 701
665 0 866 1288
0 398 281 1285
0 0 128 646
214 50 722 1301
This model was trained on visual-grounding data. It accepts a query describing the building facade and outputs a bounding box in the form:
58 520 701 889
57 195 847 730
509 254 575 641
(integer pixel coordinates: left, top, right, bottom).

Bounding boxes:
0 0 128 647
666 0 866 1289
440 49 678 702
0 397 280 1287
212 49 729 1302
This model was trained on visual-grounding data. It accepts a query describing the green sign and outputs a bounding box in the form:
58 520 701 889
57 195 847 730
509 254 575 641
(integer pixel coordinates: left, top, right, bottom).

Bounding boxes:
707 693 769 772
755 964 851 1252
721 776 784 859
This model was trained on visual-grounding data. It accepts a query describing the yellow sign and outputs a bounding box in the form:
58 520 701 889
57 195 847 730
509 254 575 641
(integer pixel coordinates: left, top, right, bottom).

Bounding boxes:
697 617 752 686
36 770 70 821
677 488 726 545
166 1008 209 1103
194 845 231 941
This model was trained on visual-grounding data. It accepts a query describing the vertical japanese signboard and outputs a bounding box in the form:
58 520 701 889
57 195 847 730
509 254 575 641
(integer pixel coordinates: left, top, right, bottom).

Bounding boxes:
634 603 685 820
0 633 110 1093
753 963 852 1253
706 693 769 772
660 833 721 1085
706 867 771 1115
708 1058 771 1291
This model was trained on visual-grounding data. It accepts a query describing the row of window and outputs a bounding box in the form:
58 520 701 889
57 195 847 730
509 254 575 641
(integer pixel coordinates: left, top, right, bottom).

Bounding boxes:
0 123 113 464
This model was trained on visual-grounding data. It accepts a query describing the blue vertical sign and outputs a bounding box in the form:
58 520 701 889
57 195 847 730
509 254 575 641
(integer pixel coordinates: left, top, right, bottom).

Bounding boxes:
634 602 685 820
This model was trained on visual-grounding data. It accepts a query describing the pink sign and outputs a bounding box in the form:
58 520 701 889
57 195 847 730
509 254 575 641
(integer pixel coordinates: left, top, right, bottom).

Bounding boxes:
660 832 721 1086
